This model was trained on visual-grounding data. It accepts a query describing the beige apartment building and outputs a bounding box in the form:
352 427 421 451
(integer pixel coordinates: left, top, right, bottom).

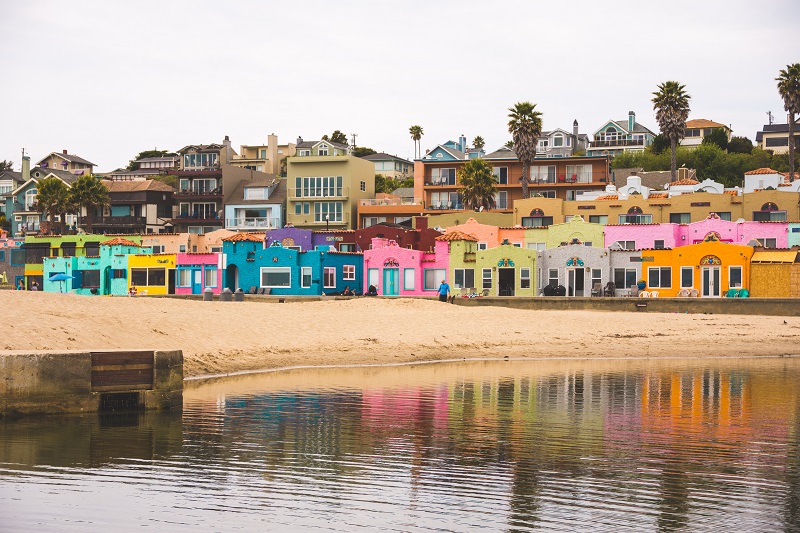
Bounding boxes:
36 150 95 175
231 134 296 175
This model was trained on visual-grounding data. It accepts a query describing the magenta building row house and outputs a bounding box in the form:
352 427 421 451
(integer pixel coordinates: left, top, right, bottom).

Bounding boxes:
363 237 450 296
175 252 224 295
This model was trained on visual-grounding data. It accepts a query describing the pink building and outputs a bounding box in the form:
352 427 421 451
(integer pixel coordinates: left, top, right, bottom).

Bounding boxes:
363 237 449 296
175 252 223 295
604 214 789 249
447 217 526 248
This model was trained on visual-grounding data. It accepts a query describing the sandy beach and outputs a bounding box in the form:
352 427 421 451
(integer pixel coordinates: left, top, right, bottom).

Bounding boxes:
1 291 798 378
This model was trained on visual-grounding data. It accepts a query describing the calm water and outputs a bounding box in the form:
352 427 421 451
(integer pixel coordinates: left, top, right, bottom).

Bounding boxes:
1 358 799 532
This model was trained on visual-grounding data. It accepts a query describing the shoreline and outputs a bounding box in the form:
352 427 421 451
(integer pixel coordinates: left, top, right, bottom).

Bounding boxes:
3 291 800 379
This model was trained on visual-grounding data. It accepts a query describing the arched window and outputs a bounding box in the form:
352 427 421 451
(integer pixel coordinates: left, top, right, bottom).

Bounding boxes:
530 208 545 217
754 202 786 221
619 205 651 224
523 208 552 228
627 206 643 214
761 202 778 211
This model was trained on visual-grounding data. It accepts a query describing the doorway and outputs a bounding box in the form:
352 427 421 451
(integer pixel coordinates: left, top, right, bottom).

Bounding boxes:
383 268 399 296
192 269 202 294
498 268 515 296
226 264 239 292
702 266 720 297
567 268 585 297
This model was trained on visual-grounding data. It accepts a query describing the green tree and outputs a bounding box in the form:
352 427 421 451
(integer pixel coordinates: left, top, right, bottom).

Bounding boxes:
473 136 485 151
352 146 377 157
702 128 729 151
69 174 110 233
409 125 423 159
504 140 514 149
777 63 800 180
152 174 178 188
35 177 70 234
458 158 497 211
375 174 390 194
126 149 175 171
650 134 670 155
322 130 348 145
0 160 13 171
652 81 691 182
508 101 543 199
728 136 754 154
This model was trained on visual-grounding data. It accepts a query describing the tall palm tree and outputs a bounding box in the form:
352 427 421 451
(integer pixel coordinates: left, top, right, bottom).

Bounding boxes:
473 136 485 151
69 174 110 234
508 102 542 199
652 81 691 182
458 158 498 211
35 176 70 234
409 125 423 159
777 63 800 181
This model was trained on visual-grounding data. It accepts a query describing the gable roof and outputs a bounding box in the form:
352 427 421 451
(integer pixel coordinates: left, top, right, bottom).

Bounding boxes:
101 237 140 247
422 144 466 161
482 146 518 160
685 119 728 129
296 140 348 151
36 151 96 167
222 232 264 243
436 230 478 242
226 176 286 205
102 179 176 193
391 187 415 198
361 153 412 164
745 167 780 175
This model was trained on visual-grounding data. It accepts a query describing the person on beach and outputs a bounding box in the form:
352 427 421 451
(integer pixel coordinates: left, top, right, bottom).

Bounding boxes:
30 280 39 291
342 286 354 296
17 280 24 290
437 279 451 302
366 285 378 296
129 285 138 297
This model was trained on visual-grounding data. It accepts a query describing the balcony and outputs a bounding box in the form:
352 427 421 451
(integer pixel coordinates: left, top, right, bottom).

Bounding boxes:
426 203 465 211
226 217 282 230
85 216 146 227
424 178 457 186
589 138 645 148
170 214 223 224
173 186 223 199
289 187 350 200
359 198 423 206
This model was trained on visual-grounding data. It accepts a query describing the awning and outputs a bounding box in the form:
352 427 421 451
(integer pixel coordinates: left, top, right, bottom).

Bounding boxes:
751 251 799 263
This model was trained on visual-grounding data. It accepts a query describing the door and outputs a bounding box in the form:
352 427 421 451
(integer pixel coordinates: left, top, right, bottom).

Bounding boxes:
383 268 399 296
192 269 202 294
567 268 585 297
702 267 720 297
168 269 176 294
498 268 515 296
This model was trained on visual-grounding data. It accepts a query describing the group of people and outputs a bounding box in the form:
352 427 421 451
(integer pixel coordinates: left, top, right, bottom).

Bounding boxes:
17 280 37 291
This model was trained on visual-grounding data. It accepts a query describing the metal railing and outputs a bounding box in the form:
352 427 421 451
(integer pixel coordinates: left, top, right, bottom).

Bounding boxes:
289 187 350 199
589 138 645 148
359 198 423 206
225 217 282 230
86 216 146 226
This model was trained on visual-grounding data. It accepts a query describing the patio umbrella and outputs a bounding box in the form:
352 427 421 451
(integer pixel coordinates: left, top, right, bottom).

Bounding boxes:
48 273 75 293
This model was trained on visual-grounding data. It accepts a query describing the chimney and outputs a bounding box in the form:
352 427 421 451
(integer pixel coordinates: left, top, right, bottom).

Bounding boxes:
62 149 68 155
415 216 428 230
22 155 30 182
223 135 232 164
297 136 303 145
628 111 635 132
573 119 578 138
459 134 467 153
267 133 278 174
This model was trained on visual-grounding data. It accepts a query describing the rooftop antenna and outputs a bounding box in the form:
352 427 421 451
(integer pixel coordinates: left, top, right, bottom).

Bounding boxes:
350 132 357 148
767 111 774 125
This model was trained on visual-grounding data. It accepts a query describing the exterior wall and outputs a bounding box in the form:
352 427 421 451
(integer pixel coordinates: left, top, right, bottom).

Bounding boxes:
424 211 513 230
536 244 617 297
474 244 537 297
447 218 500 247
790 223 800 248
0 236 24 288
311 230 358 252
141 230 234 254
749 264 800 298
224 202 283 231
603 224 679 249
645 241 753 297
603 218 789 249
363 238 448 296
38 154 93 174
265 227 313 251
175 253 222 295
127 253 177 295
447 239 478 291
546 216 605 248
286 156 375 230
354 225 440 253
357 200 425 229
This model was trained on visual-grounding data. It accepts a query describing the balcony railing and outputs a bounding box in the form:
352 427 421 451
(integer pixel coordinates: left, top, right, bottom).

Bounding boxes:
424 178 457 186
589 138 645 148
86 216 146 226
225 217 282 230
359 198 424 206
426 203 464 211
172 214 223 222
174 186 222 197
289 187 350 199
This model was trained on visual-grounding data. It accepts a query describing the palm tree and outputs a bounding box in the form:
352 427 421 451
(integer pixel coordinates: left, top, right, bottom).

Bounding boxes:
473 136 485 151
777 63 800 181
409 125 423 159
508 102 543 199
652 81 691 182
458 159 498 211
69 174 110 233
35 177 70 234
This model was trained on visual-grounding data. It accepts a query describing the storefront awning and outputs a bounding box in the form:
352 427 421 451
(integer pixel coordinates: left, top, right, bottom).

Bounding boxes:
751 251 799 263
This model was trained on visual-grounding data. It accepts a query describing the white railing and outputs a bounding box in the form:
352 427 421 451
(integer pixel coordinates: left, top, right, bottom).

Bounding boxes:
359 198 423 206
225 217 282 230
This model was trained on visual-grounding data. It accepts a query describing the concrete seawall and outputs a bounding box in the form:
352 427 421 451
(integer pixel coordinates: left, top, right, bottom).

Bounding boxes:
0 350 183 417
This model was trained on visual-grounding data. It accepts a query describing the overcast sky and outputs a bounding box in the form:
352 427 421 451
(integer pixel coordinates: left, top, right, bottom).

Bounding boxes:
1 0 799 172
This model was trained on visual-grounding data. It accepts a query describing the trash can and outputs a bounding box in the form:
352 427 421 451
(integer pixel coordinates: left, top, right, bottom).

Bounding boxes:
203 287 213 302
234 288 244 302
219 288 233 302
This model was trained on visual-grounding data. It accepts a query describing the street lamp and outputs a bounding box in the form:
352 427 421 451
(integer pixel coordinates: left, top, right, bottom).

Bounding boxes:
325 213 329 231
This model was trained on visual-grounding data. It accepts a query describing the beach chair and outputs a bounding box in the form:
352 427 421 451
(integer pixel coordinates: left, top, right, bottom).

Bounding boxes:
677 289 690 297
689 289 699 297
650 291 659 298
603 282 616 297
591 283 602 297
639 290 650 298
248 286 257 294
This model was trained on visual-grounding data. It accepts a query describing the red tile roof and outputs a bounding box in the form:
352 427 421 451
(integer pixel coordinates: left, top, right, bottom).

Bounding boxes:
648 193 668 199
101 237 140 247
744 168 779 175
668 178 699 186
222 232 264 243
436 230 478 242
685 119 728 129
724 190 739 195
595 195 618 200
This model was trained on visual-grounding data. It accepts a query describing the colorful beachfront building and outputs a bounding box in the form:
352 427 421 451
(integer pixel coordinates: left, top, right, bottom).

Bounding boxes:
127 253 177 295
604 214 789 250
363 237 449 296
0 231 24 289
223 233 363 295
536 244 640 296
750 249 800 298
642 237 754 297
42 238 148 295
142 229 234 255
445 216 605 252
175 253 223 295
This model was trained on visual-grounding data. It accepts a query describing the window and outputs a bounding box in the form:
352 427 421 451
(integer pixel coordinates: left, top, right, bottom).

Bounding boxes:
712 212 732 221
360 181 366 192
493 167 509 184
178 269 191 287
343 265 355 280
530 165 556 183
323 267 336 288
314 202 343 223
454 268 475 289
367 268 379 288
477 242 488 251
765 137 789 147
424 269 446 290
404 268 415 290
151 245 164 254
520 268 531 289
130 268 165 287
618 213 653 224
179 244 186 253
204 268 217 288
301 267 312 288
654 240 665 249
299 149 311 156
681 267 693 288
522 214 554 227
294 202 311 215
729 266 743 288
614 240 636 250
589 215 608 225
553 134 564 147
482 268 492 290
112 269 126 279
591 269 602 290
261 267 291 287
647 267 672 288
85 243 100 256
614 268 637 289
82 270 100 288
548 269 559 287
244 187 268 200
526 242 546 251
318 144 329 156
669 213 691 224
756 238 777 248
302 176 343 197
495 191 508 209
339 243 356 252
431 168 456 185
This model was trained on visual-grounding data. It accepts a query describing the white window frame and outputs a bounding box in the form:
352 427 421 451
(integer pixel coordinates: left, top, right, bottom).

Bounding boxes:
520 268 531 289
204 268 218 288
368 268 379 287
343 264 355 280
403 268 415 290
424 269 446 290
323 267 336 288
301 267 312 288
477 242 488 251
482 268 492 290
260 267 291 288
647 267 672 289
681 267 694 288
728 266 743 288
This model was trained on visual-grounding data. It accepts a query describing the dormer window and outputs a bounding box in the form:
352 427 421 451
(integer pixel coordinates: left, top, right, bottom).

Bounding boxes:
553 134 563 147
244 187 269 200
318 144 329 156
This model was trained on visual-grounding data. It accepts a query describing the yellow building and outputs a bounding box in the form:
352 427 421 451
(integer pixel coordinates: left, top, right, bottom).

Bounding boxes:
127 253 177 295
644 238 753 297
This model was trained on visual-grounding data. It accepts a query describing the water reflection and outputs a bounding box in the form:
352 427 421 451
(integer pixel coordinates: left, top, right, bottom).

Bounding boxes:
1 358 799 531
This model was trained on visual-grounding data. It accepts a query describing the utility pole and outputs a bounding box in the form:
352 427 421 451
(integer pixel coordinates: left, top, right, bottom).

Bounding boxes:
351 133 357 149
767 111 774 125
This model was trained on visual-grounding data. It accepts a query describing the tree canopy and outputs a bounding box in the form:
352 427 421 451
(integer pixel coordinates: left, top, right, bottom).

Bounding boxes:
352 146 377 157
126 149 175 171
652 81 691 181
776 63 800 179
473 136 485 151
69 175 110 233
508 102 542 198
375 174 414 194
0 160 13 171
728 136 753 154
35 177 70 234
458 158 497 211
322 130 349 145
701 128 729 151
409 125 424 159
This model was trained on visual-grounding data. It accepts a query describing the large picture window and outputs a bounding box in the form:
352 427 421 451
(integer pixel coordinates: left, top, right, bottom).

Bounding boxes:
82 270 100 288
424 269 446 290
301 176 343 197
261 267 291 287
614 268 637 289
178 269 192 287
324 267 336 288
404 268 415 290
314 202 343 223
130 267 165 287
647 267 672 289
454 268 475 289
681 267 693 288
301 267 312 288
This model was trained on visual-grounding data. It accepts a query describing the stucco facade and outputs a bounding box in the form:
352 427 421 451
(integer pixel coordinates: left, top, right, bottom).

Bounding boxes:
363 238 449 296
545 216 605 249
127 253 177 295
474 243 537 297
175 253 222 295
536 244 639 297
